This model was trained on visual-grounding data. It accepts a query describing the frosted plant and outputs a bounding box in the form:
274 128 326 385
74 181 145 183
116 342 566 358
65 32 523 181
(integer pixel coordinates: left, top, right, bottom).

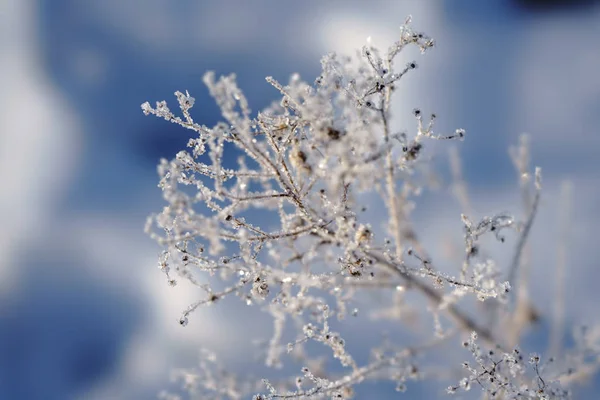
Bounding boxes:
143 18 598 399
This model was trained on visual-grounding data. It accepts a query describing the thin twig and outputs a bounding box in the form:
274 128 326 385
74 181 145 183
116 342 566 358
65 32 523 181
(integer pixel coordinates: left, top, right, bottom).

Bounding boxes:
549 180 572 358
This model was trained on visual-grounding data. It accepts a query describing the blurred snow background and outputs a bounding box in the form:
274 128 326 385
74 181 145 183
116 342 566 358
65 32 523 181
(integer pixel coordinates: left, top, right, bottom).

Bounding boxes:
1 0 599 398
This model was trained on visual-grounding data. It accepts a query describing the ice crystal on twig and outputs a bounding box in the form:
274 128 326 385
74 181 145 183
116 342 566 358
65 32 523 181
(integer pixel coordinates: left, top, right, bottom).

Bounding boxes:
142 17 595 400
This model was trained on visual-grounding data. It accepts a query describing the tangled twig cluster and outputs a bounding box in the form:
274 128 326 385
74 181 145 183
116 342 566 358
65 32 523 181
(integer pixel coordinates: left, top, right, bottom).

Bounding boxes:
143 17 597 400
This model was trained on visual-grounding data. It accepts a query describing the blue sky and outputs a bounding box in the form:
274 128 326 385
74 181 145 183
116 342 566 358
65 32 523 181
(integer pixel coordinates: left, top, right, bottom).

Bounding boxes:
1 0 599 398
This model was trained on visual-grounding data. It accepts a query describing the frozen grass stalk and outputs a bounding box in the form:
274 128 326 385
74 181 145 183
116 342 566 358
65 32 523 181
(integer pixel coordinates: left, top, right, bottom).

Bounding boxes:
143 17 597 400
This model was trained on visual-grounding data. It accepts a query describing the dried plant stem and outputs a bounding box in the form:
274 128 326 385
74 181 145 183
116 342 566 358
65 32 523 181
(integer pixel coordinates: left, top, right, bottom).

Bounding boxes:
381 108 405 260
507 187 540 289
549 180 572 358
367 251 501 349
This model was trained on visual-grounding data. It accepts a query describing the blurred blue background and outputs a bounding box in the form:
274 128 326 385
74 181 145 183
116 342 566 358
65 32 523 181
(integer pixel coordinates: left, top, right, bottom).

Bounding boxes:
1 0 600 398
